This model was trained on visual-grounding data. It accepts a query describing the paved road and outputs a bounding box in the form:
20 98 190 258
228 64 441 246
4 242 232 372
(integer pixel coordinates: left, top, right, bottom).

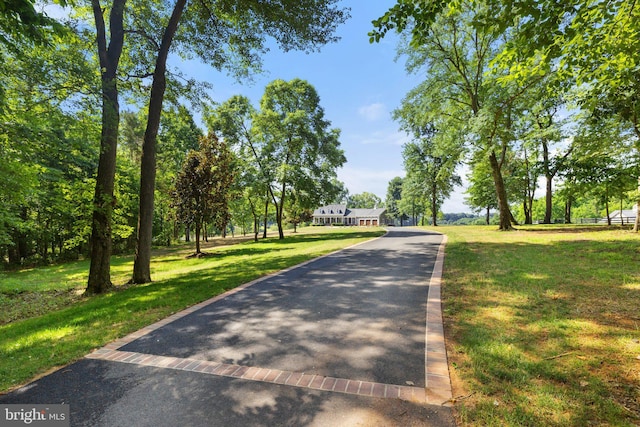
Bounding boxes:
1 228 456 426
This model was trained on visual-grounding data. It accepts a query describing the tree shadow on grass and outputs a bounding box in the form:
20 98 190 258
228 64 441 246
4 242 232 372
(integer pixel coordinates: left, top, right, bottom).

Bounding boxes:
443 236 640 425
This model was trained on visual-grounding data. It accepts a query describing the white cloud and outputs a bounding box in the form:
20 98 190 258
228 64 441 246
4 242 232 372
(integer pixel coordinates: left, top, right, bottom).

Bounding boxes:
357 103 386 121
357 129 410 146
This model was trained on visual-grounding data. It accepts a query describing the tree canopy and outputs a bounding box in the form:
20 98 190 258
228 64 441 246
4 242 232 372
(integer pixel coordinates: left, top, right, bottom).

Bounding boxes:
372 0 640 230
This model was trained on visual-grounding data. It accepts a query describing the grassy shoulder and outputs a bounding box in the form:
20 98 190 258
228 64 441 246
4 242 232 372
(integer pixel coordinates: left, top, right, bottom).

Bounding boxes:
0 227 385 394
433 225 640 426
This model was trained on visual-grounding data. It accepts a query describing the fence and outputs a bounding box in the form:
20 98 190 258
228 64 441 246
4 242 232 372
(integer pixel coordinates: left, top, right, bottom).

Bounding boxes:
578 216 636 225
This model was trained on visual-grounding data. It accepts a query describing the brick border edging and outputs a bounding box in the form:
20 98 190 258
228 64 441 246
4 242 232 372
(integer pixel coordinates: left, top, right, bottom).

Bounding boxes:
425 234 453 405
86 349 427 404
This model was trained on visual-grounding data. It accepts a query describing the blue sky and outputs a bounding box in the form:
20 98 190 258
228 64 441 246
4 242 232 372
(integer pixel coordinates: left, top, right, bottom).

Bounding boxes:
180 1 469 212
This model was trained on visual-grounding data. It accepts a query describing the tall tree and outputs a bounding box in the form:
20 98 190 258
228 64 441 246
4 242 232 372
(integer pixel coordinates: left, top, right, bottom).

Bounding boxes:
131 0 350 283
394 96 463 227
347 192 382 209
465 154 499 224
402 138 461 227
255 79 345 239
514 78 573 224
207 95 270 242
131 0 186 283
85 0 127 295
172 133 235 256
398 174 427 226
386 176 405 226
372 1 545 230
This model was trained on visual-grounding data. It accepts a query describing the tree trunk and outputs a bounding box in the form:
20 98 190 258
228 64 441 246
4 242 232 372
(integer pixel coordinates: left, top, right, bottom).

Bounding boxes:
543 172 553 224
86 0 126 295
132 0 187 284
248 198 259 242
431 184 438 226
252 216 257 242
485 206 490 225
522 147 533 224
276 204 285 238
564 196 573 224
276 184 286 239
635 176 640 232
195 219 201 254
488 150 514 230
523 199 532 225
263 197 269 239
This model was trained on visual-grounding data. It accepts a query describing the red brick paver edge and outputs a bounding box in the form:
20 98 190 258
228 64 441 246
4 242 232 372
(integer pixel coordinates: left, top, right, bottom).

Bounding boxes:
425 234 453 406
86 349 427 404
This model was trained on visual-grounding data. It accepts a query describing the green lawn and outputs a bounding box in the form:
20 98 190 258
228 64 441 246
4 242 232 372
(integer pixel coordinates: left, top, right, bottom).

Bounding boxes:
0 227 385 393
435 225 640 426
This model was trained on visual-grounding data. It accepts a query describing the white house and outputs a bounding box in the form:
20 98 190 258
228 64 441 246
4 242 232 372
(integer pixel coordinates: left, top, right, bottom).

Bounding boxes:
312 204 389 226
599 206 637 224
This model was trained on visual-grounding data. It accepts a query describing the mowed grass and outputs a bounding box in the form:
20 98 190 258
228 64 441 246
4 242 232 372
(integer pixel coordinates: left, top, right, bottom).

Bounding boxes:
435 225 640 426
0 227 385 393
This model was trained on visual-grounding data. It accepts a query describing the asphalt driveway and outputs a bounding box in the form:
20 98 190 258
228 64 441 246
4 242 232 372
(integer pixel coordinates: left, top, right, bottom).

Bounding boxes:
0 228 456 426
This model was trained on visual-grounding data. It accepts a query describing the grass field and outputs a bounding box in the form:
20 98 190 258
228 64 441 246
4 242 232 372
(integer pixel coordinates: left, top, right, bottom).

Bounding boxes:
436 225 640 426
0 227 385 393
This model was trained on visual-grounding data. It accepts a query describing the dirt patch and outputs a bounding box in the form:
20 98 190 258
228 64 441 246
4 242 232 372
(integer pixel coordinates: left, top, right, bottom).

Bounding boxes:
0 288 85 325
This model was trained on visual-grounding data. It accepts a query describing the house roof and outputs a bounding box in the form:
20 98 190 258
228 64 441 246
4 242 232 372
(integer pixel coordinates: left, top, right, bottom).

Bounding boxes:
608 209 637 218
345 208 386 218
313 204 347 216
312 205 386 218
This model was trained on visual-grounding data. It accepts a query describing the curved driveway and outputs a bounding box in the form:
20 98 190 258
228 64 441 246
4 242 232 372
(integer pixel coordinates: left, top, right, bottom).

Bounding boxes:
1 228 455 426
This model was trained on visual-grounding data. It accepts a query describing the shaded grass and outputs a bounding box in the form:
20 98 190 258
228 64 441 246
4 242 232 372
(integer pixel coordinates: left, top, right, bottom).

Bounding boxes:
0 227 385 393
434 225 640 426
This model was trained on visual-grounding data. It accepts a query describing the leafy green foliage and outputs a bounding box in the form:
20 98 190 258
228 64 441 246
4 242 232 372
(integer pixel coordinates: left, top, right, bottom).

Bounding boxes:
0 0 69 48
385 176 405 224
402 139 461 226
171 134 236 254
254 79 346 238
347 192 382 209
